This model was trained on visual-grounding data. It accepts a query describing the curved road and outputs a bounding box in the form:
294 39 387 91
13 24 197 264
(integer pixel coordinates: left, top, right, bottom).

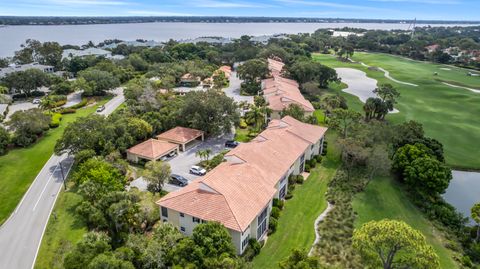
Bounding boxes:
0 88 124 269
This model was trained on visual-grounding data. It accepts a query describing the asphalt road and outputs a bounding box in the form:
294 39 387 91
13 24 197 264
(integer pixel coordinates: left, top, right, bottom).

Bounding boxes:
0 88 124 269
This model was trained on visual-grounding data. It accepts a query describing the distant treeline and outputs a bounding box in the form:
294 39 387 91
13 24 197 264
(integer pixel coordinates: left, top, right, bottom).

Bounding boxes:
0 16 479 26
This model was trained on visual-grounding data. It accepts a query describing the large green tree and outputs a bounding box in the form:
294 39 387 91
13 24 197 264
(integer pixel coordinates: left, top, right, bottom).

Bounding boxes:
181 89 239 135
0 126 10 155
72 157 125 190
353 219 440 269
143 160 171 194
237 59 269 83
2 69 52 96
404 156 452 200
279 249 321 269
7 108 51 147
328 108 361 138
79 69 120 96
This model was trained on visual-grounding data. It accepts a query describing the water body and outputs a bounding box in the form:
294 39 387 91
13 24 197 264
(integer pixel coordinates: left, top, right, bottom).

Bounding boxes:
0 22 478 57
443 170 480 224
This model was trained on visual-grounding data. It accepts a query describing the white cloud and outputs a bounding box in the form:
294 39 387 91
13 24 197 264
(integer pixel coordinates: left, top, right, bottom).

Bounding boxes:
189 0 271 8
274 0 390 11
26 0 130 6
127 10 196 16
369 0 460 4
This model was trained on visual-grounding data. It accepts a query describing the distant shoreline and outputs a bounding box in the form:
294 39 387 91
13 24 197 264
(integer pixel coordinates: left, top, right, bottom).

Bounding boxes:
1 16 479 26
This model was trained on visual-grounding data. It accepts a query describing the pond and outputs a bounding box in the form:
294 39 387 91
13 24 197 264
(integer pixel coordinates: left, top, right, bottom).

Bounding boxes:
443 170 480 224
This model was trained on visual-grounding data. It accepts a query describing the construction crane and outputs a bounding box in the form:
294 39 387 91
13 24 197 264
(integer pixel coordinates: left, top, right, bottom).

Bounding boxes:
408 18 417 38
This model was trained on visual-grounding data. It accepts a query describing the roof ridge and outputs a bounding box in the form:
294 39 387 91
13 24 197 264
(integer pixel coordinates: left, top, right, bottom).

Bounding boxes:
219 194 243 231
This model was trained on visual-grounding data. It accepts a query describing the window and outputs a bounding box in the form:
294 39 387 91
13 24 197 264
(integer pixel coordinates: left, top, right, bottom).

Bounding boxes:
279 185 287 199
257 207 268 239
161 207 168 218
201 220 207 223
180 226 186 232
193 217 201 223
311 144 314 150
300 154 305 162
180 213 184 217
280 175 287 185
242 235 250 249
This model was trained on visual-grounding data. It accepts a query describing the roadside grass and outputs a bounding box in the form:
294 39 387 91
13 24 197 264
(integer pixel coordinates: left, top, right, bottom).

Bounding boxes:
0 97 111 225
35 184 162 269
252 132 341 269
34 184 86 269
313 52 480 170
352 176 458 269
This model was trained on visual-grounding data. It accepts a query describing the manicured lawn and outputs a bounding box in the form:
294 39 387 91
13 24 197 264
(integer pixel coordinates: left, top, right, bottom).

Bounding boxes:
352 176 458 269
252 132 341 269
314 52 480 170
34 185 86 269
0 98 110 225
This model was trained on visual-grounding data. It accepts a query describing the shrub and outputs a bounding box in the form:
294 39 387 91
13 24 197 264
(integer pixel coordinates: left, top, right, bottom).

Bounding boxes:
49 113 62 128
249 238 262 255
248 131 258 137
272 198 284 210
285 193 293 200
70 98 88 109
288 175 296 185
58 108 76 114
270 207 281 219
53 99 67 108
321 148 327 156
315 155 323 163
305 163 311 172
239 118 248 129
268 217 278 234
296 175 304 184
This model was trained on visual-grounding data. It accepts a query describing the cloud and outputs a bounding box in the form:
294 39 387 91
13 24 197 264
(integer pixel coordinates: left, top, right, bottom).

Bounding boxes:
127 10 196 16
189 0 271 8
368 0 460 4
274 0 390 11
24 0 130 6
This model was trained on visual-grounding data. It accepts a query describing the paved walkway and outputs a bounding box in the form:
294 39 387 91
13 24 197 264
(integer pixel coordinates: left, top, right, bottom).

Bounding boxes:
442 82 480 94
223 70 253 104
0 88 124 269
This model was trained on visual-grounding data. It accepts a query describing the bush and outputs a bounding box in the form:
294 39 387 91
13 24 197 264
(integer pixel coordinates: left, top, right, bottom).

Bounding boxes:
248 131 258 137
239 118 248 129
305 163 311 172
49 113 62 128
315 155 322 163
12 91 45 100
272 198 284 210
268 217 278 235
242 238 262 261
296 175 304 184
70 98 88 109
270 207 281 219
288 175 297 185
58 108 76 114
285 193 293 200
288 184 295 194
321 148 327 156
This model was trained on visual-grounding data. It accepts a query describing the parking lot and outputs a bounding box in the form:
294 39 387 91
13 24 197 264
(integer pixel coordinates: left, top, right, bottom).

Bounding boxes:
130 133 234 193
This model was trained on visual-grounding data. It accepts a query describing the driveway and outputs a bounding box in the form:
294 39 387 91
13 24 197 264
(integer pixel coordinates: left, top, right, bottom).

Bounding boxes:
223 70 253 104
62 91 83 108
4 101 38 121
130 133 234 193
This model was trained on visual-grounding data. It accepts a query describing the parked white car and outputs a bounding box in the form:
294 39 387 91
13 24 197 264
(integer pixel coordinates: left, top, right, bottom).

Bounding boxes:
32 98 41 104
189 165 206 176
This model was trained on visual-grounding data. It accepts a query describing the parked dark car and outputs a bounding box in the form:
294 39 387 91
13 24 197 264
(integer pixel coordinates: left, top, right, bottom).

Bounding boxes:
225 140 239 148
170 174 189 187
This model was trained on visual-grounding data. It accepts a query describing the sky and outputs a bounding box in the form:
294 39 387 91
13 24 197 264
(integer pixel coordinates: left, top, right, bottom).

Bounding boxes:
0 0 479 21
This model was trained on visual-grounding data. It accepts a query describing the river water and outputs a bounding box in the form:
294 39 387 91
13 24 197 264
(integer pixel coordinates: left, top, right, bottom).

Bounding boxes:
444 171 480 224
0 22 478 57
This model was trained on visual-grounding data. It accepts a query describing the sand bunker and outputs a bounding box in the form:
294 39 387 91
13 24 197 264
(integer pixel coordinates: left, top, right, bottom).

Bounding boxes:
335 67 399 113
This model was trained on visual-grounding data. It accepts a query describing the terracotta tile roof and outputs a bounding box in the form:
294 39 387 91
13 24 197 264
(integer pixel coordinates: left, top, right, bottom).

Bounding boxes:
156 127 204 144
158 162 276 231
158 117 327 232
263 59 314 113
127 139 178 160
218 66 232 77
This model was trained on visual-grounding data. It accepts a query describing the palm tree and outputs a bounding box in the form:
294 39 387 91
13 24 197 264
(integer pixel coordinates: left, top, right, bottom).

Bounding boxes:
246 106 265 131
195 150 206 161
363 98 376 121
204 149 212 161
39 97 56 112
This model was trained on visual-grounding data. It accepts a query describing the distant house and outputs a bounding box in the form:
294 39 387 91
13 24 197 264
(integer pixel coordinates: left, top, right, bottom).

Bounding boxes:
425 44 440 53
179 73 201 87
156 126 204 151
262 59 315 119
127 139 179 163
62 48 125 60
157 116 327 255
102 40 163 49
0 63 55 82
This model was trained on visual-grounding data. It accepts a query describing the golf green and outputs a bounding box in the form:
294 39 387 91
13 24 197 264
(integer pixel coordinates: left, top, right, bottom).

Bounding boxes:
314 52 480 170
